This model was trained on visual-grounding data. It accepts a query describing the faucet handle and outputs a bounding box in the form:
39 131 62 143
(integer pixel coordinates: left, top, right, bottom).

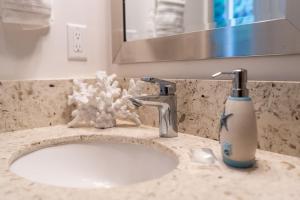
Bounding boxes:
141 77 176 96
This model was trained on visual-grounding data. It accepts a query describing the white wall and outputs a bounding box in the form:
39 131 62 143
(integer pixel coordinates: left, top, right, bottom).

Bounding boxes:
254 0 286 21
0 0 109 80
0 0 299 81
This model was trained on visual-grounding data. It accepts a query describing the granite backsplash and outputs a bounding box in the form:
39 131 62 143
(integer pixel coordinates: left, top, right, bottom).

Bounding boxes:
0 78 299 157
0 80 74 133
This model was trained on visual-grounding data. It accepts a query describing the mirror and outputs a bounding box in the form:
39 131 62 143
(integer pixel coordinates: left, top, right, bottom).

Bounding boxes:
125 0 286 41
111 0 300 64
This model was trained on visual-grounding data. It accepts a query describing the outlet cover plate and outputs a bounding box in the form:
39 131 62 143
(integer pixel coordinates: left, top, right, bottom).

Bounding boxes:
67 24 87 61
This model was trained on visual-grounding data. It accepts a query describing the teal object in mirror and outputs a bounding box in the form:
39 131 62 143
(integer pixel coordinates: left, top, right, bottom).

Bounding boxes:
214 0 254 28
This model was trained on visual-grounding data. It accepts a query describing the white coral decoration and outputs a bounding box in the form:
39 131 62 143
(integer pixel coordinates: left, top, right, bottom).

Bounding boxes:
68 71 142 129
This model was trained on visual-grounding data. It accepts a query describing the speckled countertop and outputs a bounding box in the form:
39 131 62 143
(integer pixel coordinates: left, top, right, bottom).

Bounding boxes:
0 124 300 200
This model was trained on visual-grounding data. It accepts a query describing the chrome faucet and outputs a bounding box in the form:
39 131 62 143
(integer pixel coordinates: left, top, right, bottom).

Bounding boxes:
130 77 178 138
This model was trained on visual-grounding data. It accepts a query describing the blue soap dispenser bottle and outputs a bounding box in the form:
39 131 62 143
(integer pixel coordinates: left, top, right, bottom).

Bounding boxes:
212 69 257 168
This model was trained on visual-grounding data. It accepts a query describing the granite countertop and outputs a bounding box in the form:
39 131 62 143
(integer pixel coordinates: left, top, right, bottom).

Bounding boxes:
0 124 299 200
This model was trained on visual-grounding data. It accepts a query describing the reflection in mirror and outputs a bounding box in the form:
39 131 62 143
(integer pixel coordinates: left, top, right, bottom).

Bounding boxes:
125 0 286 41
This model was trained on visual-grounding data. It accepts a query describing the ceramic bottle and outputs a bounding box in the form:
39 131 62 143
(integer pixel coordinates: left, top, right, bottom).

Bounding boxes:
212 69 257 168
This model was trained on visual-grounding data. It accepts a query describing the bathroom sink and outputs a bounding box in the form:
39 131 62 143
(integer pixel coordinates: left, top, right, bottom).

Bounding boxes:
10 141 178 188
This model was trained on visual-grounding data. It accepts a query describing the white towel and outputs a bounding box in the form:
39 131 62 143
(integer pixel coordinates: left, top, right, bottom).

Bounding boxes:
154 0 186 37
1 0 52 29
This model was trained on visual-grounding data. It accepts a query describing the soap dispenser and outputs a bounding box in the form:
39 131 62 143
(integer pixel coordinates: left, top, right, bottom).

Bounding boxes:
212 69 257 168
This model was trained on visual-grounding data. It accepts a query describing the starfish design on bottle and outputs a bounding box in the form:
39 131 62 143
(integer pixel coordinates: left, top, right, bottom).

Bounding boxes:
220 111 234 132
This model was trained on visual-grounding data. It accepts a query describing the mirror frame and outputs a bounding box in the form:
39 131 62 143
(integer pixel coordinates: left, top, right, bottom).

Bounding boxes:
111 0 300 64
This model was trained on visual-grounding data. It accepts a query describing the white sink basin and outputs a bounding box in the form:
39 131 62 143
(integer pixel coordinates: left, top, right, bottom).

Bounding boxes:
10 141 178 188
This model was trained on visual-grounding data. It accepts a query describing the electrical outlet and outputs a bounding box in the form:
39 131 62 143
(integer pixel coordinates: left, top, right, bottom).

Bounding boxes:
67 24 87 61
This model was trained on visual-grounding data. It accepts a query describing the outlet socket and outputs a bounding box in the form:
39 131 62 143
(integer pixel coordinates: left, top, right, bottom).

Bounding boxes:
67 24 87 61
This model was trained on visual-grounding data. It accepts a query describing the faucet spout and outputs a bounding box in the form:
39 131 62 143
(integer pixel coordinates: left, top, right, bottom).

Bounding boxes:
131 96 169 107
130 95 178 138
130 77 178 138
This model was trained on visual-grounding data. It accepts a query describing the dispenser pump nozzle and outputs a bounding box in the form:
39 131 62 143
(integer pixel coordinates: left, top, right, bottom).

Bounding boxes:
212 69 249 97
